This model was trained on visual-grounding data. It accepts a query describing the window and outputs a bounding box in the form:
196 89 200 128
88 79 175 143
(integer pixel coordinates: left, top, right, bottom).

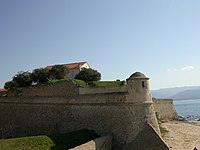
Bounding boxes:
142 81 146 89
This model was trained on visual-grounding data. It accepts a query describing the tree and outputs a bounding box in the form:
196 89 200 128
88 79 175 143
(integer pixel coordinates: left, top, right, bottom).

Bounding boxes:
4 65 70 89
75 68 101 82
4 81 16 90
12 71 32 87
31 68 49 84
48 65 69 80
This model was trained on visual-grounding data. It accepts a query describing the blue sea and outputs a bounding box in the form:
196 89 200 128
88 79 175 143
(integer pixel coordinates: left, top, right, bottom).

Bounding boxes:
173 99 200 122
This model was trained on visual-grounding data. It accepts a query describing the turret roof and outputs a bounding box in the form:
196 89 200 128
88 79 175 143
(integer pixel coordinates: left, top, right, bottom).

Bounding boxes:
128 72 149 79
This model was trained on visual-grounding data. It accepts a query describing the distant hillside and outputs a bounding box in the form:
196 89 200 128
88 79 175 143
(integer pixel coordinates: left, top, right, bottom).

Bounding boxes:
171 89 200 100
151 86 200 100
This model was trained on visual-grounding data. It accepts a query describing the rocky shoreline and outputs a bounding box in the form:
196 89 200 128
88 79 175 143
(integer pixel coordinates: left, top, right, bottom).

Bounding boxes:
177 115 200 122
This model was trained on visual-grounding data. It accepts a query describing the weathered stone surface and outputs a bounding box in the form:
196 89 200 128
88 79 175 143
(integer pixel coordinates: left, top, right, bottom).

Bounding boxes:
131 123 169 150
0 72 169 150
153 98 178 120
7 80 79 97
70 135 112 150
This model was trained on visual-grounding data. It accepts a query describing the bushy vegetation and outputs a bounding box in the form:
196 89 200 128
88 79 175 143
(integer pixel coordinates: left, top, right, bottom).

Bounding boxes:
159 125 169 137
4 65 69 90
0 129 99 150
158 119 169 137
4 72 32 90
4 65 103 90
48 65 69 81
3 64 125 91
75 68 101 82
31 68 49 84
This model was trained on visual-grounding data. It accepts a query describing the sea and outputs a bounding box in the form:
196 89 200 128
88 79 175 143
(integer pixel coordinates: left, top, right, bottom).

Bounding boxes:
173 99 200 122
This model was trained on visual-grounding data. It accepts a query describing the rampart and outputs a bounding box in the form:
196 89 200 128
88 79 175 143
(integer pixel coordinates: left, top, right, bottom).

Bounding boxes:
153 98 178 120
7 80 79 97
0 72 169 150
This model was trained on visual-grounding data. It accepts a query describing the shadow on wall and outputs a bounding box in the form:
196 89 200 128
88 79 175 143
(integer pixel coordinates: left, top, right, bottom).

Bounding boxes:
49 129 100 150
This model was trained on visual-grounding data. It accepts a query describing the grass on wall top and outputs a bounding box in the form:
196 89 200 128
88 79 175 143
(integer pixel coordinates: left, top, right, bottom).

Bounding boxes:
73 79 125 87
90 81 125 87
0 79 125 97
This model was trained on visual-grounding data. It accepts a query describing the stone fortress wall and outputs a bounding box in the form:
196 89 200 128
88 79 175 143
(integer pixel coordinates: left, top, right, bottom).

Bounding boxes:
8 80 79 97
0 72 173 150
153 98 178 120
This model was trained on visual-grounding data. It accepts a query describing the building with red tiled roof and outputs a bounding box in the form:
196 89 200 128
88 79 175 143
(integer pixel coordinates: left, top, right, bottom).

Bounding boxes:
46 62 90 78
0 88 7 92
0 88 7 96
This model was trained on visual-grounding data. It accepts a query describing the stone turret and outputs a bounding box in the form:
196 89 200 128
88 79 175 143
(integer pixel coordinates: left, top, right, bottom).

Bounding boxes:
126 72 161 136
126 72 152 103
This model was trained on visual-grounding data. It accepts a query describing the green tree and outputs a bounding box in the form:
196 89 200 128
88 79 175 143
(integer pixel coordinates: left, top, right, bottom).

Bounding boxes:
4 81 16 90
31 68 49 84
4 65 70 89
48 65 69 80
12 71 32 87
75 68 101 82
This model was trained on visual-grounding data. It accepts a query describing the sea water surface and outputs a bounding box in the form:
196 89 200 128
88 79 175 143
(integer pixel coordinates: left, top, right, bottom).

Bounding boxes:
173 99 200 122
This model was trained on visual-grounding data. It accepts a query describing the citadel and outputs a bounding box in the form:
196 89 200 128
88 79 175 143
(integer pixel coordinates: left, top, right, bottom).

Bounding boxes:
0 71 177 150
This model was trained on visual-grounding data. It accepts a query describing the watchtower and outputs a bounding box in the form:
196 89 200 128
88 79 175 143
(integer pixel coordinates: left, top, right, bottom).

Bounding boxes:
126 72 152 103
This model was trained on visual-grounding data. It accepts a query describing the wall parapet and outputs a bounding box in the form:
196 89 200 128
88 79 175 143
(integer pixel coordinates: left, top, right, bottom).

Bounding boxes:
7 80 79 97
79 85 127 95
0 93 127 105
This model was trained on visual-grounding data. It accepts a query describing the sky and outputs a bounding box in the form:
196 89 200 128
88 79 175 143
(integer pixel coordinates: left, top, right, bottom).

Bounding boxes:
1 0 200 90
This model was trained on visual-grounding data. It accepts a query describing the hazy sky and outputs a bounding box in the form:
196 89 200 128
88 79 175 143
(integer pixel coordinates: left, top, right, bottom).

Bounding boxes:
1 0 200 90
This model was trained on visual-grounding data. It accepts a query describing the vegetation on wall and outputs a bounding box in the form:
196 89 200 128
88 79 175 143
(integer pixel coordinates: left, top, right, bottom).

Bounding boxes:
3 64 125 91
4 71 32 89
4 81 16 90
31 68 50 84
4 65 69 90
158 119 169 137
72 79 88 87
48 65 69 81
75 68 101 82
90 81 125 87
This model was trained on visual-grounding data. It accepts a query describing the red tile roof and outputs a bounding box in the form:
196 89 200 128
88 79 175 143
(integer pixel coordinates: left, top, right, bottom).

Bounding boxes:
46 62 88 70
0 88 7 92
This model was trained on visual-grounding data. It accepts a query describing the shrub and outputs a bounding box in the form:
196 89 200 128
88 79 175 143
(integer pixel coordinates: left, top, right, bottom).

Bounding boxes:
75 68 101 82
12 71 32 88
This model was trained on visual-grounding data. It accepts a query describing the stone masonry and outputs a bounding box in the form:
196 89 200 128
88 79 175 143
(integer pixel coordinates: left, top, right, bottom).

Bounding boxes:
0 72 169 150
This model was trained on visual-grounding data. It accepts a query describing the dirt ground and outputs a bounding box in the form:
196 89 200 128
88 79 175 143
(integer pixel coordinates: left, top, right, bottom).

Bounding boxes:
162 121 200 150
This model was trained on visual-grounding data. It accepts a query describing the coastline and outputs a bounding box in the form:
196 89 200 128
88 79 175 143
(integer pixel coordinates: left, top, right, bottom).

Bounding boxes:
162 121 200 150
